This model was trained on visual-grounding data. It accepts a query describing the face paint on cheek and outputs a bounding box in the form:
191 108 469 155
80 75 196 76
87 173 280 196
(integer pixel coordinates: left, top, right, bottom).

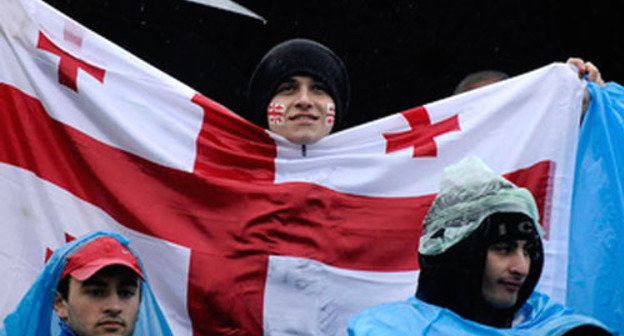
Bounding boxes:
325 103 336 126
268 102 286 126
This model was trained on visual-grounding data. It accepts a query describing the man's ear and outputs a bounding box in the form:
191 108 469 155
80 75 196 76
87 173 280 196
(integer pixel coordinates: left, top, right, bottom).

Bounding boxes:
53 292 68 321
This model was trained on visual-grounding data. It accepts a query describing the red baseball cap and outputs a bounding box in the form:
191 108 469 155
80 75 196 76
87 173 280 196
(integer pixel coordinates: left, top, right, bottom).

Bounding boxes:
61 236 145 281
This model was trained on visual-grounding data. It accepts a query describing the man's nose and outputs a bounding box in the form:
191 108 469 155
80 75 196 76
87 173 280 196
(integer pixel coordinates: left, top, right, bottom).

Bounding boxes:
294 87 313 110
509 251 530 276
103 294 123 315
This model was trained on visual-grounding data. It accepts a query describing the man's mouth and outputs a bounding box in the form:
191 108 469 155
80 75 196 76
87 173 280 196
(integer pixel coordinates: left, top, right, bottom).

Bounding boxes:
289 114 319 121
97 319 125 328
499 280 523 292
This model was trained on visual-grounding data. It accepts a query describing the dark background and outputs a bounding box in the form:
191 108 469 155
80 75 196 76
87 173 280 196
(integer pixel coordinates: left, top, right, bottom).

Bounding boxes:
43 0 623 130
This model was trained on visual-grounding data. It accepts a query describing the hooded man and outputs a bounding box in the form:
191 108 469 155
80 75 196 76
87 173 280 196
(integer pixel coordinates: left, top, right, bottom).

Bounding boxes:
247 38 350 153
348 157 612 336
1 231 173 336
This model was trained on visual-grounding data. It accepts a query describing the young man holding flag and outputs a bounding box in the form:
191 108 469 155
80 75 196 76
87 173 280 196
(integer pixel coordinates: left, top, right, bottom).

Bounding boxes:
247 38 350 151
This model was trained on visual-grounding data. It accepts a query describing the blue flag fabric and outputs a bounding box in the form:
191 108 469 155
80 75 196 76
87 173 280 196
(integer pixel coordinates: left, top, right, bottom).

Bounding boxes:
568 81 624 334
0 231 174 336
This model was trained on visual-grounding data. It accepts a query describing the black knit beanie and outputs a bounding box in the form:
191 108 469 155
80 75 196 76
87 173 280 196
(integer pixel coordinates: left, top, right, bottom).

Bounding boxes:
247 39 350 129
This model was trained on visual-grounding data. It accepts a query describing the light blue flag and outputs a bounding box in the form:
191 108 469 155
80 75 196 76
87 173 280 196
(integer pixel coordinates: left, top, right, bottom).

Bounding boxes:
568 81 624 334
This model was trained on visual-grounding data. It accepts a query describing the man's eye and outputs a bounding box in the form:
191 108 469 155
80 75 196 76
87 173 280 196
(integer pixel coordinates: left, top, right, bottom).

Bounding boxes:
119 287 138 299
276 83 296 93
87 289 105 297
491 243 512 254
311 84 328 93
119 290 133 299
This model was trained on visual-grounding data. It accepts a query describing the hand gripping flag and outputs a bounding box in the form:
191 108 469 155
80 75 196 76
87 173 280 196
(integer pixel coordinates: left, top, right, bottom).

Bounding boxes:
0 0 587 335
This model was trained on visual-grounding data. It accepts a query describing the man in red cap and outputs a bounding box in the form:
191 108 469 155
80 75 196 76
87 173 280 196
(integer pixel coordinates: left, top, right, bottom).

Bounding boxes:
53 235 146 336
2 231 173 336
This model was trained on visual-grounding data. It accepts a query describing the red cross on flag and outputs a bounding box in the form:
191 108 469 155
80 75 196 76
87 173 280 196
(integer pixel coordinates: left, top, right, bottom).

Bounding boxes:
0 0 584 335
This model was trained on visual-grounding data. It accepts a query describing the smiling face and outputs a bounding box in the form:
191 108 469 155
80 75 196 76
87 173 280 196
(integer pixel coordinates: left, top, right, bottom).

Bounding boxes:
267 75 335 144
481 240 531 309
54 266 141 336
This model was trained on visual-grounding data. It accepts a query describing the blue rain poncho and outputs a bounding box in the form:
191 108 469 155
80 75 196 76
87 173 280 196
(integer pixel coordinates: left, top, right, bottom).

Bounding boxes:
0 231 174 336
348 291 611 336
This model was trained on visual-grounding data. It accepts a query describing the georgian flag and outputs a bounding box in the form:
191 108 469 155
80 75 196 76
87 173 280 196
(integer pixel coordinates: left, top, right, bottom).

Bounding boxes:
0 0 584 335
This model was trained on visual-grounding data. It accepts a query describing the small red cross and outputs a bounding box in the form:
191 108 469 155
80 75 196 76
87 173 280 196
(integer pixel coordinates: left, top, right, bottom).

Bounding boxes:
45 232 76 263
36 31 105 92
383 106 460 157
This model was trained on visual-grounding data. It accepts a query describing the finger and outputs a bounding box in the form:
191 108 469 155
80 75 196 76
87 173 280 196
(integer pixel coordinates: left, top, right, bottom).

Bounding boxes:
584 61 606 87
585 62 598 80
566 57 584 68
566 57 585 77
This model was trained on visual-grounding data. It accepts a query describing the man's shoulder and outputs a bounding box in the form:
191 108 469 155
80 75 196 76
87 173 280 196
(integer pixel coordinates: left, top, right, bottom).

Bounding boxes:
347 297 440 336
516 291 612 334
518 291 583 322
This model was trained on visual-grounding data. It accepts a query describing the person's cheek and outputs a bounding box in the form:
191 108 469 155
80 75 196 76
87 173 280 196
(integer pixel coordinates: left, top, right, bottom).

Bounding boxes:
268 102 286 126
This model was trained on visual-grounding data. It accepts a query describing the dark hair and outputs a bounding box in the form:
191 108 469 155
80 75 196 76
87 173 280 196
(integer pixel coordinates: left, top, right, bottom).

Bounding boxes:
454 70 509 94
57 276 70 300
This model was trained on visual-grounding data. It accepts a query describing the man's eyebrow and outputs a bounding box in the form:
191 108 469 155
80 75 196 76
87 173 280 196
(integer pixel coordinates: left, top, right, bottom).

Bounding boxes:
492 240 517 247
279 77 297 84
312 79 327 86
275 79 296 89
120 279 140 287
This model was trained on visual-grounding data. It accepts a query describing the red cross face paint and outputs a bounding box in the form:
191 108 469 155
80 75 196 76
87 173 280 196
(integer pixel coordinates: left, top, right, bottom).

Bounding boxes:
325 103 336 127
268 102 286 126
